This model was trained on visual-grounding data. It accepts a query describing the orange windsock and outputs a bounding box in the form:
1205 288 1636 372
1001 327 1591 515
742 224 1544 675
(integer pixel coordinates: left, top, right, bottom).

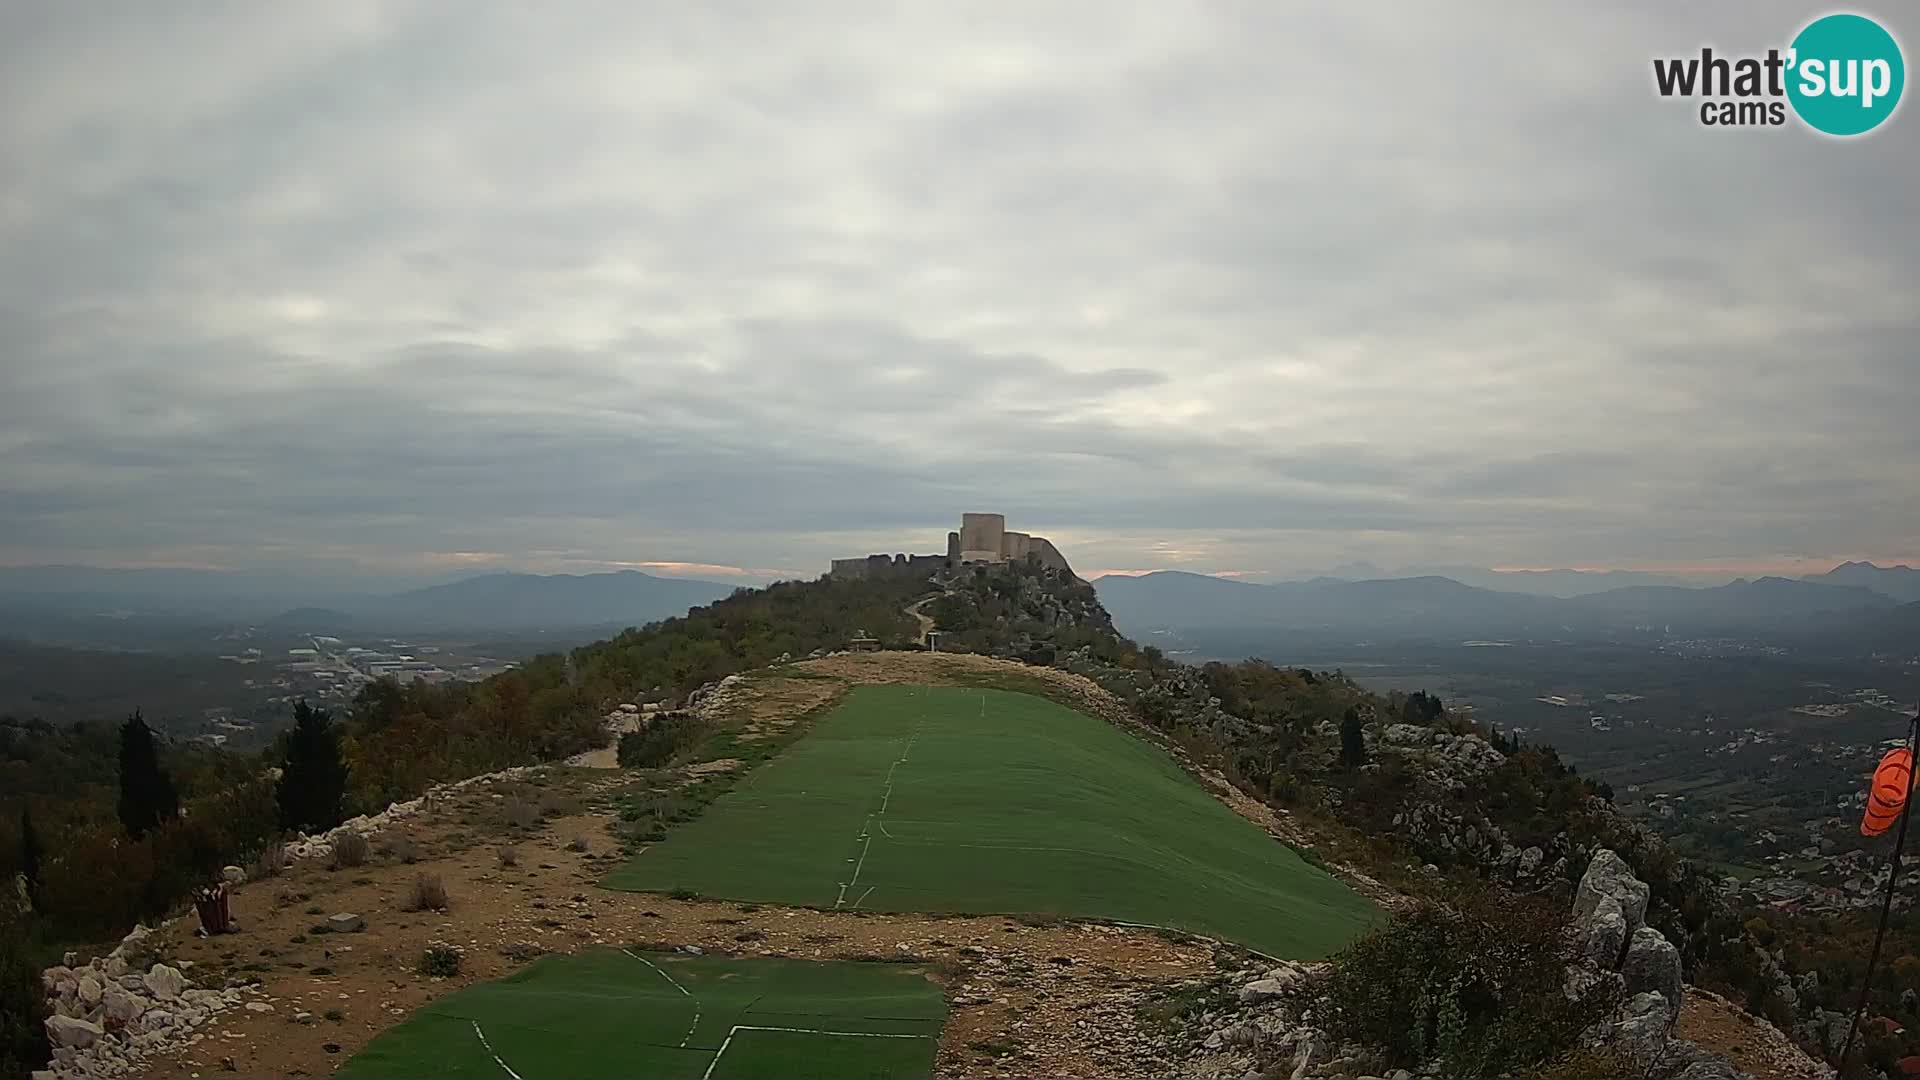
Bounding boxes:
1862 748 1914 837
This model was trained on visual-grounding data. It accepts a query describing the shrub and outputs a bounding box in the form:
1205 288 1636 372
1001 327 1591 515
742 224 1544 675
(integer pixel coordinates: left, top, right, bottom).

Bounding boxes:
496 846 519 868
380 836 420 865
403 873 449 912
419 941 462 978
617 712 705 769
0 905 49 1080
499 942 544 962
329 832 370 870
251 840 288 880
501 799 539 830
1305 888 1619 1079
566 836 589 853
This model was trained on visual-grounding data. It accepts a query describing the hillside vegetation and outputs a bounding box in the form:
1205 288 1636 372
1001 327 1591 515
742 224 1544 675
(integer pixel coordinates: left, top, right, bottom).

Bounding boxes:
3 557 1905 1074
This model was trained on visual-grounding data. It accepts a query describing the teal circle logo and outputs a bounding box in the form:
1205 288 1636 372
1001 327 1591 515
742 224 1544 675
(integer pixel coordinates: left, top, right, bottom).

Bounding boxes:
1787 13 1905 135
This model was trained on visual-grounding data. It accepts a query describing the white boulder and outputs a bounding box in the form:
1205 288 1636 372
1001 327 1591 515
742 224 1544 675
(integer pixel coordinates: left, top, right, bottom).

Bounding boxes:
143 964 185 1001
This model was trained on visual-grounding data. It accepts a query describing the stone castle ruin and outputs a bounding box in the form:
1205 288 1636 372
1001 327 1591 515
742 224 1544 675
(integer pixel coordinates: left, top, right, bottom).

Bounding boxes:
829 512 1075 581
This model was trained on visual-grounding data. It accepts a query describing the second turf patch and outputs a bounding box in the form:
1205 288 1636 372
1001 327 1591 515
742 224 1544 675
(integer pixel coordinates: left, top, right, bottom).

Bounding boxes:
603 684 1378 958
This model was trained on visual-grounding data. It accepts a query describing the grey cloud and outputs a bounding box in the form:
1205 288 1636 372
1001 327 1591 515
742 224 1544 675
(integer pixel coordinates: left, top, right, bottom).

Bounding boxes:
1 3 1916 580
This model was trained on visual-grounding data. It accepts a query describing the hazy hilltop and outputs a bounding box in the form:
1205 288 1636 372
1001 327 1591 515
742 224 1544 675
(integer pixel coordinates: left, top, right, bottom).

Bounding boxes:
1095 564 1904 641
0 566 738 636
343 571 738 632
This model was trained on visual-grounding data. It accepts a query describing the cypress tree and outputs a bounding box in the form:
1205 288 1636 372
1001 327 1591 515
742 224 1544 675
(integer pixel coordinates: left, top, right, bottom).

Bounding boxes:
1339 706 1369 769
116 711 180 839
277 701 349 834
17 808 38 900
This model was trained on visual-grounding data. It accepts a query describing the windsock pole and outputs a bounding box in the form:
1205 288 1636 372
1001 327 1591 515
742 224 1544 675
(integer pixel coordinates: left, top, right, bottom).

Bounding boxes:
1837 707 1919 1070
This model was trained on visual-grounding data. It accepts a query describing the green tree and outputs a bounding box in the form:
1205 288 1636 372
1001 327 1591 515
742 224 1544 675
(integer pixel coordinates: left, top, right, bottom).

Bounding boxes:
1340 706 1368 768
17 807 38 902
116 711 179 840
278 701 349 834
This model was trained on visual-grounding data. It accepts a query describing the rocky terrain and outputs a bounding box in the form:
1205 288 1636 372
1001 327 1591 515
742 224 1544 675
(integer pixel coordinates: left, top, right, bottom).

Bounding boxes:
1162 851 1828 1080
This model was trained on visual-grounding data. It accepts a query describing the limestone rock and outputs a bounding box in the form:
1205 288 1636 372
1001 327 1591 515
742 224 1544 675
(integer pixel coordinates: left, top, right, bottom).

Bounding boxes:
143 964 185 1001
327 912 364 933
1237 977 1293 1004
1621 927 1683 1015
221 865 246 886
101 988 145 1027
1582 895 1629 969
1573 849 1649 937
77 974 103 1006
1607 991 1673 1065
46 1015 104 1049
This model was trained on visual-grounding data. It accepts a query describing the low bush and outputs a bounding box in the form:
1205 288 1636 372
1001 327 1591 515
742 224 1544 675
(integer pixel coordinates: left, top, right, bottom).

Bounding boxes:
0 906 49 1080
496 846 519 868
403 874 449 913
380 836 421 865
1304 888 1619 1079
329 832 370 869
501 799 539 830
616 712 705 769
419 941 462 978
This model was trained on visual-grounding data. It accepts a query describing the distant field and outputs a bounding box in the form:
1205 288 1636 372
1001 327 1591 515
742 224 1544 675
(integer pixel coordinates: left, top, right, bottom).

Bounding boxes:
338 949 945 1080
604 684 1377 958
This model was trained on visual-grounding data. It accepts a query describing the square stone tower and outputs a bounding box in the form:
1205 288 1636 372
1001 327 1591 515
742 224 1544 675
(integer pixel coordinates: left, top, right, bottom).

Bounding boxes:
958 512 1006 563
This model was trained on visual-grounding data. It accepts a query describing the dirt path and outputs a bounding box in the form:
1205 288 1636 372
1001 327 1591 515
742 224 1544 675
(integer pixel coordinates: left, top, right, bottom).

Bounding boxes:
905 594 938 646
564 709 641 768
1677 989 1833 1080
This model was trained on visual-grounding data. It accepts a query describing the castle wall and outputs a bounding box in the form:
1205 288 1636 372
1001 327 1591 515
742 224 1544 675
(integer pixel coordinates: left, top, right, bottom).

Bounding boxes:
829 552 949 580
829 513 1075 580
1026 536 1074 575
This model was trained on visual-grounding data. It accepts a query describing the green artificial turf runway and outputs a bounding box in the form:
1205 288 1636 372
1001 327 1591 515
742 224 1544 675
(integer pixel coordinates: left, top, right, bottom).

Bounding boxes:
603 684 1377 958
337 949 946 1080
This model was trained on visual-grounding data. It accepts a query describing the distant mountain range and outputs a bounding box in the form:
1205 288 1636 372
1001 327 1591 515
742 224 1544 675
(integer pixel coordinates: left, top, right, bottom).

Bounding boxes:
0 566 738 633
1094 566 1906 641
324 571 739 631
1801 560 1920 603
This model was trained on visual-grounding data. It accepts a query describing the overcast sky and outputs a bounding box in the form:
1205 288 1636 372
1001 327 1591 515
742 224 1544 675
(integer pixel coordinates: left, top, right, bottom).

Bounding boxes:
3 3 1915 585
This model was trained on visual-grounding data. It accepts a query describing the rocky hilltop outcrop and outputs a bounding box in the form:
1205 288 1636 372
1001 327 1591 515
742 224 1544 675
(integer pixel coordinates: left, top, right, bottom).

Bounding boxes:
1168 850 1775 1080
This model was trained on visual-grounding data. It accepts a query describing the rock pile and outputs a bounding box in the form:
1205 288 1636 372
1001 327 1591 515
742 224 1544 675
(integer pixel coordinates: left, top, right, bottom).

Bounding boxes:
1175 959 1415 1080
277 764 543 867
34 924 271 1080
1572 849 1750 1079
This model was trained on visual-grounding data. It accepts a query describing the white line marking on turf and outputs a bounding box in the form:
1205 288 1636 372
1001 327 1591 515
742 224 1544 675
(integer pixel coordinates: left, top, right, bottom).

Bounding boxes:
623 949 701 1047
471 1021 525 1080
851 884 876 909
835 713 926 908
700 1025 931 1080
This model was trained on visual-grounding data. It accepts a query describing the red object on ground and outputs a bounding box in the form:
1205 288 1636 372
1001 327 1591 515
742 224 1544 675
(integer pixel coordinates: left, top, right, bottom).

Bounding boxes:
193 882 234 934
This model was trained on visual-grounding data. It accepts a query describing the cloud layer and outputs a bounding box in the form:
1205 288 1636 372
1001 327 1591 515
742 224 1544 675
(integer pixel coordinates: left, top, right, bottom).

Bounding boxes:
3 3 1916 583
